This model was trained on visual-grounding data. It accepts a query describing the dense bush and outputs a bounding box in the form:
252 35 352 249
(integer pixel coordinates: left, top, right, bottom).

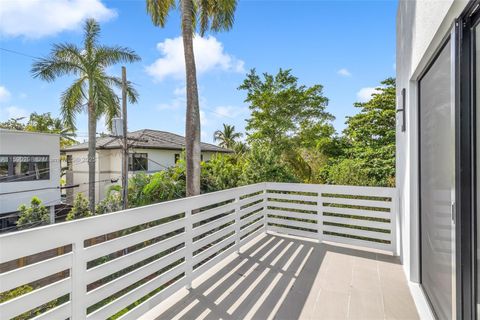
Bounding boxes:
17 197 50 229
66 193 93 220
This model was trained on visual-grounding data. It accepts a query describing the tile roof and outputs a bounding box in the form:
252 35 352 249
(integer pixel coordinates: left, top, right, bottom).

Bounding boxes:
62 129 231 153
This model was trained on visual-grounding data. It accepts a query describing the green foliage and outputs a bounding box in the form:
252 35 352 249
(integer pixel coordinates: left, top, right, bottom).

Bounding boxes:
96 189 122 215
338 77 396 187
66 193 93 220
17 197 50 229
239 68 334 152
321 158 375 186
202 154 243 192
240 143 297 184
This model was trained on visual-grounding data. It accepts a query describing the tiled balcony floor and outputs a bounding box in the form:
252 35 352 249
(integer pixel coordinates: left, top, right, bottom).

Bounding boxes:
141 233 419 320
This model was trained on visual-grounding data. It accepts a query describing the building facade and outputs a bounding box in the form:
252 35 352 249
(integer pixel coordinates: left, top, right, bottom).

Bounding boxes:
63 129 231 203
397 0 478 318
0 129 61 231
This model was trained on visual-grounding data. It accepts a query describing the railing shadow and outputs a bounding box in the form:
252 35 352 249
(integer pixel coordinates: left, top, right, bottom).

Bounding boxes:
152 233 392 320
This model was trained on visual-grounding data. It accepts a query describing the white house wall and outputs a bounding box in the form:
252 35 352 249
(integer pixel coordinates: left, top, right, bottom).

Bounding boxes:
0 130 61 214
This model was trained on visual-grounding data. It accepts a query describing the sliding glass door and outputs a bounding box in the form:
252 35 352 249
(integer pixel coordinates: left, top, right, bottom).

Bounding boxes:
419 37 455 320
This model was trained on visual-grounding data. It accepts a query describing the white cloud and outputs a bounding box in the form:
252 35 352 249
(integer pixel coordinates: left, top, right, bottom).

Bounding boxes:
146 35 245 81
1 106 28 120
213 105 248 119
0 86 11 102
357 87 380 102
337 68 352 77
0 0 116 38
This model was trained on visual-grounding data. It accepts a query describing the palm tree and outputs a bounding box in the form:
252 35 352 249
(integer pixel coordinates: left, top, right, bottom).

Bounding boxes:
32 19 140 212
146 0 237 196
214 124 242 149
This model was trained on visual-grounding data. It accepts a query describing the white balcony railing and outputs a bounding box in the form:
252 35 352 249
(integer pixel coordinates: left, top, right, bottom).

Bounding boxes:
0 182 398 320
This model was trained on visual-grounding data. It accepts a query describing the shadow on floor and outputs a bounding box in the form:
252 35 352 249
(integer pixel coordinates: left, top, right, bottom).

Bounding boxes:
151 233 412 320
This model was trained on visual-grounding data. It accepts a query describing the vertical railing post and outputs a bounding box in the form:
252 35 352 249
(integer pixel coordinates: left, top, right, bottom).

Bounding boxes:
263 182 268 233
317 184 324 243
71 240 86 319
234 196 241 253
391 189 400 256
185 209 193 289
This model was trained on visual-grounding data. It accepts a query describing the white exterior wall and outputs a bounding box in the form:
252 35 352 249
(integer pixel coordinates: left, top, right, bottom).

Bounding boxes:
66 148 220 203
396 0 469 317
0 130 61 214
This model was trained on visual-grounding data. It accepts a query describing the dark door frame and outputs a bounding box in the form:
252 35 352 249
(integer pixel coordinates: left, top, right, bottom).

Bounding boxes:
456 1 479 319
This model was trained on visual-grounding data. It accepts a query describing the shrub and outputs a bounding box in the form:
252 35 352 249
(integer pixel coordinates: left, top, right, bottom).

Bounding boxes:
17 197 50 229
66 193 93 220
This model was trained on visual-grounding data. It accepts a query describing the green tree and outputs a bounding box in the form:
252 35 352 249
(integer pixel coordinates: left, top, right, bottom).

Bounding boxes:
146 0 237 197
66 193 93 220
16 197 50 229
95 188 123 214
0 117 26 130
239 68 334 151
341 77 396 186
32 19 140 212
213 124 243 149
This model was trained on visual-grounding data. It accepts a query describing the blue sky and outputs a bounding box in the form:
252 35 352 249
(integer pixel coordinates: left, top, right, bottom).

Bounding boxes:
0 0 396 144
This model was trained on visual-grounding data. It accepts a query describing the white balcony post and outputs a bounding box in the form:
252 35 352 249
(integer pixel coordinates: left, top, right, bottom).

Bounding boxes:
263 183 268 233
185 209 193 289
391 189 400 256
317 185 324 243
71 240 86 319
234 196 241 253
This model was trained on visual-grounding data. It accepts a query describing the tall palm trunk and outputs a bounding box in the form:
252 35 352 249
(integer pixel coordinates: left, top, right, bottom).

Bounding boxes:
182 0 201 196
87 99 97 212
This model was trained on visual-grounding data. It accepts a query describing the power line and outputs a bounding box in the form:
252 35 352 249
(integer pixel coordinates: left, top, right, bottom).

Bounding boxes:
0 47 40 60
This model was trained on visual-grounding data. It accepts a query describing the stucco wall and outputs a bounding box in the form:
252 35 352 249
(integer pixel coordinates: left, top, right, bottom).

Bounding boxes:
0 130 61 213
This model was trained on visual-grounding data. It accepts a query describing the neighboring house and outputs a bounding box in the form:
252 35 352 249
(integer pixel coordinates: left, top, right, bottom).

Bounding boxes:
0 129 61 231
397 0 478 318
62 129 232 203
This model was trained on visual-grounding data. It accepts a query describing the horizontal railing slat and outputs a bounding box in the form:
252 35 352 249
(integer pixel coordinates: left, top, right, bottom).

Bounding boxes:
266 193 318 203
192 213 235 238
86 264 186 320
323 234 393 252
323 225 392 241
267 217 317 231
266 209 318 222
321 196 392 210
191 202 236 224
192 224 235 252
240 219 265 239
239 201 264 218
268 201 317 212
85 234 186 284
84 219 186 262
192 234 236 266
0 278 71 320
31 302 71 320
0 252 72 293
321 205 390 219
268 225 318 239
323 215 391 230
240 211 264 228
86 247 187 306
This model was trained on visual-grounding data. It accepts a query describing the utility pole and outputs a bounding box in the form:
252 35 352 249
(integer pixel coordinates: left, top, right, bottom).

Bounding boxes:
121 66 128 210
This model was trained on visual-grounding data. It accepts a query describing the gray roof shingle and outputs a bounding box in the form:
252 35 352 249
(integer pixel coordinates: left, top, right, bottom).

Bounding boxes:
62 129 231 153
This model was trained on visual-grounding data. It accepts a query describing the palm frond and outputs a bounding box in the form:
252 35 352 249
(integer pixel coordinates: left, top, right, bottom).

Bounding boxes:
32 58 84 82
52 43 85 66
60 77 87 130
84 19 101 55
146 0 176 27
95 45 141 67
104 76 139 104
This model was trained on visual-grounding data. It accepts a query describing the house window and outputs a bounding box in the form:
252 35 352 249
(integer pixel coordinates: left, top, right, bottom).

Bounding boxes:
129 153 148 171
174 154 180 164
0 155 50 182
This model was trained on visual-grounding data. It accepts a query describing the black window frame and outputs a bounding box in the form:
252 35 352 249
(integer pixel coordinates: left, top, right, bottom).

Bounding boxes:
0 155 50 183
128 153 148 172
